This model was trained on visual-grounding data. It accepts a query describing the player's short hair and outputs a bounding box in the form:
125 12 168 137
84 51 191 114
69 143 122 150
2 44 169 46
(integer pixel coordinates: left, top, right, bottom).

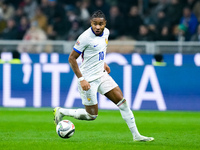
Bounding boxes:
91 10 106 20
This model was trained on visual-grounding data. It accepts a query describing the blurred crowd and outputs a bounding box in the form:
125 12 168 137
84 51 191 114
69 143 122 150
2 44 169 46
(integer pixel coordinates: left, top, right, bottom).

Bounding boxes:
0 0 200 42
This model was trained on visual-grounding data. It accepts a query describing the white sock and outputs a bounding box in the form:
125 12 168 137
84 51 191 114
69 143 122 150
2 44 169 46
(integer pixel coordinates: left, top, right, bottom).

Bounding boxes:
117 98 141 139
59 108 97 120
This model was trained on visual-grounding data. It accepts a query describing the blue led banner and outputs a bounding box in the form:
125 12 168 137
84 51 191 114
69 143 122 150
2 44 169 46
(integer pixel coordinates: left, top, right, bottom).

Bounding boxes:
0 53 200 111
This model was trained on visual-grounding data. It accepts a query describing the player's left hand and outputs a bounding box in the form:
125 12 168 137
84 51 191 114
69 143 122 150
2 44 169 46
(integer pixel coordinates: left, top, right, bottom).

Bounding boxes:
104 63 110 74
80 80 91 91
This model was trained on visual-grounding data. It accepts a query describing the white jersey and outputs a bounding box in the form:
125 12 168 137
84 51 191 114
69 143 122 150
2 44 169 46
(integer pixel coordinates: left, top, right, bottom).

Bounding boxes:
73 27 109 82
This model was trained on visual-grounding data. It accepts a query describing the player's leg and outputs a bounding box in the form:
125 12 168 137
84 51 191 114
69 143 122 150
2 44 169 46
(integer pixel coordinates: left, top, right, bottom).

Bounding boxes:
54 104 98 121
54 80 99 125
60 103 98 120
54 105 98 125
104 87 154 141
98 73 154 142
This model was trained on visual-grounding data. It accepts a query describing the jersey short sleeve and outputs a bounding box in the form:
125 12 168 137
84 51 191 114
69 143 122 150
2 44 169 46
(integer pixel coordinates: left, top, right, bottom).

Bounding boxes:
73 33 89 54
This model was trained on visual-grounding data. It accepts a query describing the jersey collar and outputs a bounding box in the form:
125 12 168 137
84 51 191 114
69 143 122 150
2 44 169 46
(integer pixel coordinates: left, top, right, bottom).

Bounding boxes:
91 27 104 37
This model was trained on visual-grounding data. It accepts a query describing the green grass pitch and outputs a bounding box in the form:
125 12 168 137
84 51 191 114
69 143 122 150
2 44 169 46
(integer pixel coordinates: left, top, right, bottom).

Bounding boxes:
0 108 200 150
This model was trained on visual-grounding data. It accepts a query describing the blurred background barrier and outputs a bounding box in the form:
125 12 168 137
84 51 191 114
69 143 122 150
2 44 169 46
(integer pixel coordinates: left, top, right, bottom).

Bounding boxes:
1 40 200 54
0 53 199 111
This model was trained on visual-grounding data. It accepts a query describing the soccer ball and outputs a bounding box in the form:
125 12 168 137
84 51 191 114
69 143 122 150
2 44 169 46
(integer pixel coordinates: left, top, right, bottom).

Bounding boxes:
56 120 75 138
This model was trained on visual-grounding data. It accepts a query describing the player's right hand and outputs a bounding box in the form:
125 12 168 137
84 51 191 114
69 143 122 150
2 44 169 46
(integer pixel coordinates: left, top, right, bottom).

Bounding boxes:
80 80 91 91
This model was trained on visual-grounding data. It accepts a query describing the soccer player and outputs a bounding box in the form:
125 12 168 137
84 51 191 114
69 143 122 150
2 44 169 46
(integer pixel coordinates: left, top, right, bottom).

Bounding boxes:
54 10 154 142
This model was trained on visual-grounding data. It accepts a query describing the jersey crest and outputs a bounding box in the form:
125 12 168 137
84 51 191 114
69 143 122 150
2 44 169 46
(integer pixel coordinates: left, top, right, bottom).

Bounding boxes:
76 40 80 45
105 38 108 44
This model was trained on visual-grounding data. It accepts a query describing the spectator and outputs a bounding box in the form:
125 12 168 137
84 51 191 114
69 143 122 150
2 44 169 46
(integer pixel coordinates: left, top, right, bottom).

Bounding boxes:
47 0 70 40
17 15 30 39
80 0 90 22
8 50 21 64
125 6 143 39
46 24 56 40
40 0 49 17
174 24 187 41
147 24 157 40
148 0 169 24
66 7 79 23
186 0 197 9
18 21 47 53
49 14 70 40
91 0 110 16
166 0 183 27
157 26 174 41
23 0 38 19
190 24 200 41
13 7 26 25
0 18 6 33
73 0 82 18
106 5 125 39
0 0 198 41
74 0 90 29
0 18 18 40
117 0 141 16
193 0 200 22
180 6 198 40
25 21 47 41
46 0 66 23
153 54 166 66
157 11 168 29
136 25 154 41
1 1 15 20
66 20 84 41
32 7 48 32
